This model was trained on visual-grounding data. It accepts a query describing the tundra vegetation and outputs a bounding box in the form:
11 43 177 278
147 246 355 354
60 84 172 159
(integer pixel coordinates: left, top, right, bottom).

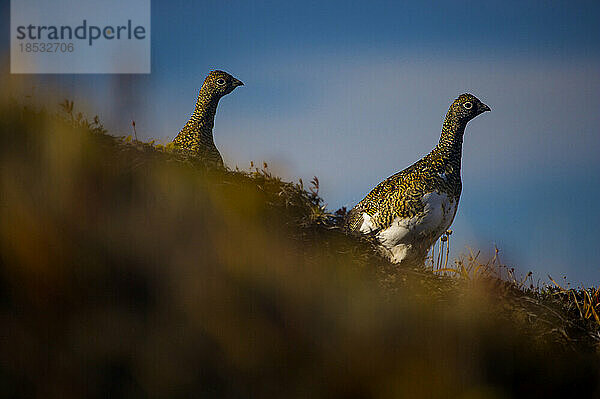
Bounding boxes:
0 96 598 398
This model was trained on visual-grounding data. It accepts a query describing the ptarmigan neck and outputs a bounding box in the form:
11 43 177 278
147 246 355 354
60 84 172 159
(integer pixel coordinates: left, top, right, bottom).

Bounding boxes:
188 92 220 140
434 115 466 172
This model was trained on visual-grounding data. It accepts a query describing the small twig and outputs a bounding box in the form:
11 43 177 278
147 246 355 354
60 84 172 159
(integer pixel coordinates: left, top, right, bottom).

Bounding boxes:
132 120 138 141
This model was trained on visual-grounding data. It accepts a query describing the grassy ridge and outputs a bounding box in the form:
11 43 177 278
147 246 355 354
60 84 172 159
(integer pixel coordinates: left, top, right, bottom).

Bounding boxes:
0 100 599 398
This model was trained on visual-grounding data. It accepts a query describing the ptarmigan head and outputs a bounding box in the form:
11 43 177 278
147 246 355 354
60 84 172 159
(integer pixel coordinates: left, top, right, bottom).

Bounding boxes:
449 93 491 122
202 70 244 98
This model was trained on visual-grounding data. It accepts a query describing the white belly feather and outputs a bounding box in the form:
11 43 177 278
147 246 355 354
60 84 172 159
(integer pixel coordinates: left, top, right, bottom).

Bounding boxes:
362 192 458 263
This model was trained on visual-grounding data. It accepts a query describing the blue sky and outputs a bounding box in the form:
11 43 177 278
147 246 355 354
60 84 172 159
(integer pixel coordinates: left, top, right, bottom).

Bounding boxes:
2 1 600 284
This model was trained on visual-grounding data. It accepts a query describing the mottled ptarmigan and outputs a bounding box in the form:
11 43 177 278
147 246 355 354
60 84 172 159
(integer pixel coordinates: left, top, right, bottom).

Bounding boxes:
172 70 243 167
345 93 490 265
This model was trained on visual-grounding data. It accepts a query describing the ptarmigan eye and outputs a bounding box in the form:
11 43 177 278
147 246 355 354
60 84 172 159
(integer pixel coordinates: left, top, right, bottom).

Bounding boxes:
216 78 226 85
463 102 473 110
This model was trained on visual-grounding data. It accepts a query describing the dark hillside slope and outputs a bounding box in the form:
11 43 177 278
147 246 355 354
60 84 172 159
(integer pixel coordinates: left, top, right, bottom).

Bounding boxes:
0 101 598 398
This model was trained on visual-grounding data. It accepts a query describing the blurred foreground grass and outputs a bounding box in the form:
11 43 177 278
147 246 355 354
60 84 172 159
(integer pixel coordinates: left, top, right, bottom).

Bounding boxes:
0 98 599 399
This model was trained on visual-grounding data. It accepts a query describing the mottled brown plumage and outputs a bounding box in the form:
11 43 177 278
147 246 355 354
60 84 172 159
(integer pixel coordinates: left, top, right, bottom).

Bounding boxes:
345 93 490 265
172 70 243 167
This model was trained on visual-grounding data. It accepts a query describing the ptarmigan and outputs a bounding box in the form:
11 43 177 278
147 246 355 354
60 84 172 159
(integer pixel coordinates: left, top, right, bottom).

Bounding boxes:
344 93 490 265
172 70 244 167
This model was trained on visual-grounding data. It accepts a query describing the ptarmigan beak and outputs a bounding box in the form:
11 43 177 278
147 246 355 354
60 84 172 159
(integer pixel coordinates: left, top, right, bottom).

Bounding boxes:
232 78 244 87
479 103 491 113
